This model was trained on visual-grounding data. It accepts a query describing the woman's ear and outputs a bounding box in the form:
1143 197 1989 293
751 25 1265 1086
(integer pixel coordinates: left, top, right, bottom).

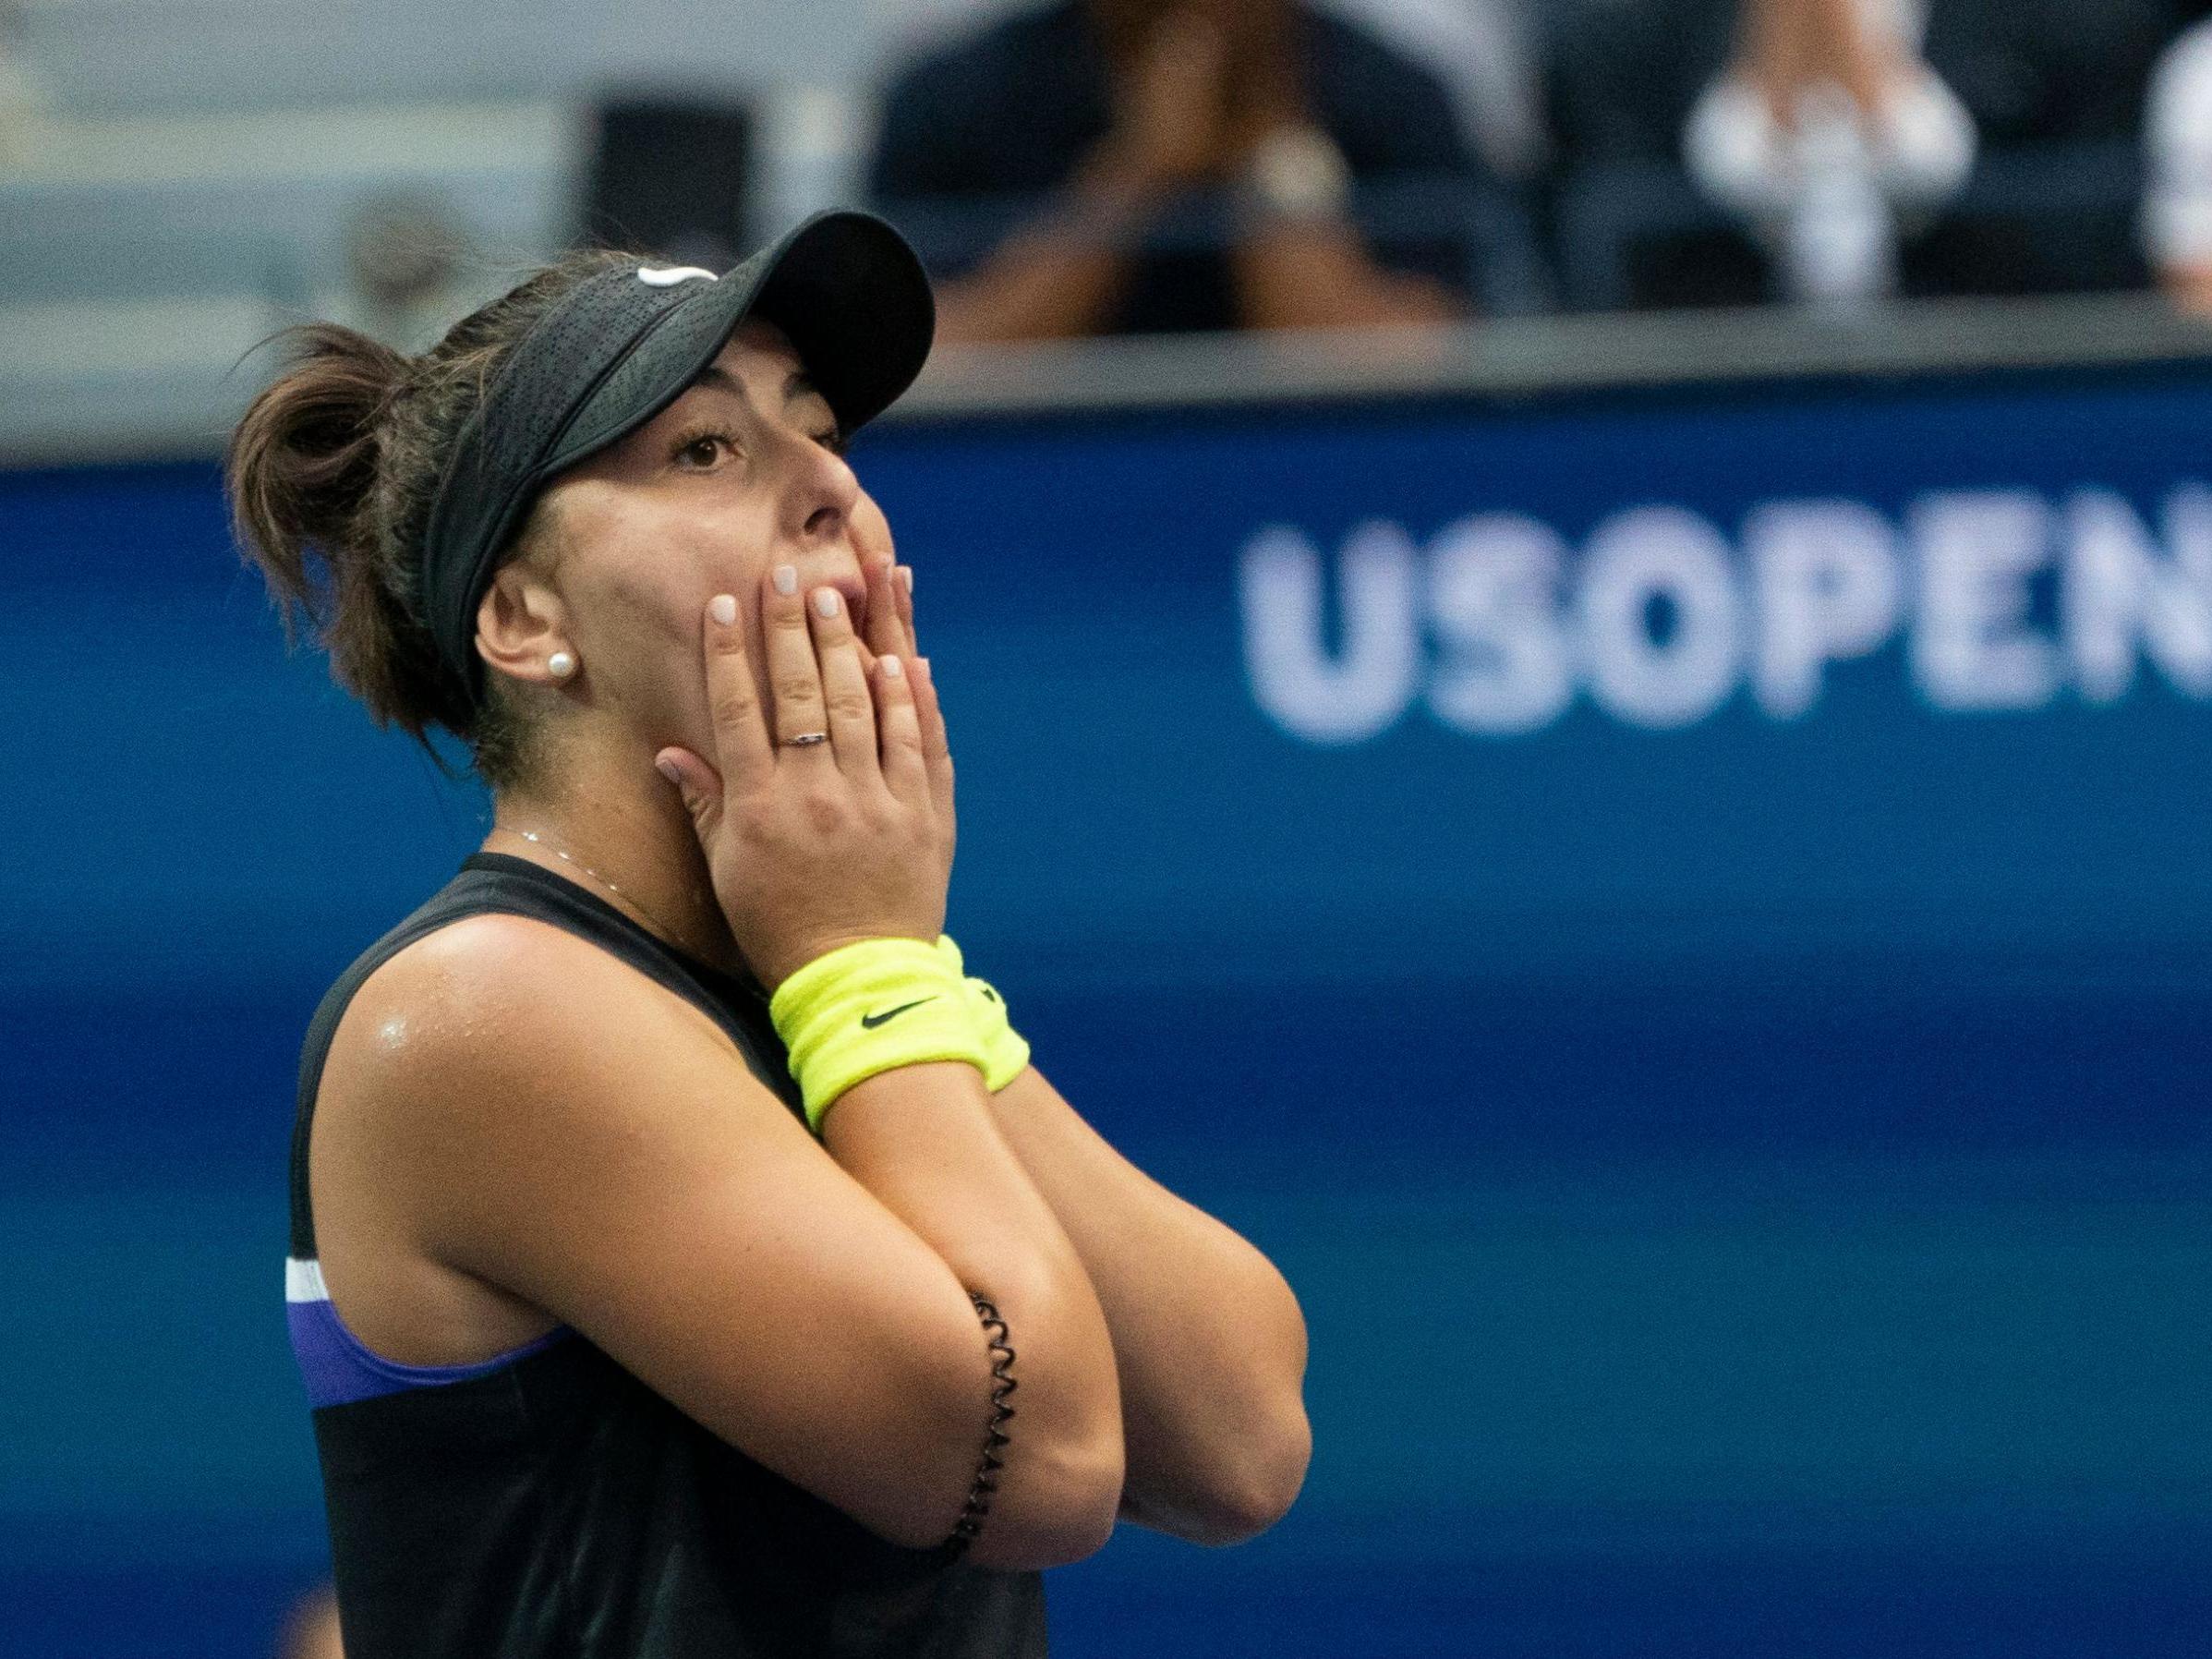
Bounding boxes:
475 563 575 689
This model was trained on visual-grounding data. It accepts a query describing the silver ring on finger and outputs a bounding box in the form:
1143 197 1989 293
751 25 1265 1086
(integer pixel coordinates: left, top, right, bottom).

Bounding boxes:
780 731 831 747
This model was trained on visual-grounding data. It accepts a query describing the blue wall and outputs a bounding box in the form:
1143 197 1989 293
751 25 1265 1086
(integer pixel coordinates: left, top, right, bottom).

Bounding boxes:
4 361 2209 1656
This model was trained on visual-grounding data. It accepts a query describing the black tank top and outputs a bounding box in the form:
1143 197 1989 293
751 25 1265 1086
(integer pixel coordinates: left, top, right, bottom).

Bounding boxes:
284 852 1047 1659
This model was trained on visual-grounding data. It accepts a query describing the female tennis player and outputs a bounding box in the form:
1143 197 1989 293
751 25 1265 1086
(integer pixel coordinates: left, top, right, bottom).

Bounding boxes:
226 210 1310 1658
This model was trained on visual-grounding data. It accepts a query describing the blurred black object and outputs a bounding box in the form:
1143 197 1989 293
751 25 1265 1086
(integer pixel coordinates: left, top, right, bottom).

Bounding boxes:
581 95 754 269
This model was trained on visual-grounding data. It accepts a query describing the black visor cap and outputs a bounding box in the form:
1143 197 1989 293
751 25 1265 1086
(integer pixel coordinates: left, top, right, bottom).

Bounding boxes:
420 209 936 699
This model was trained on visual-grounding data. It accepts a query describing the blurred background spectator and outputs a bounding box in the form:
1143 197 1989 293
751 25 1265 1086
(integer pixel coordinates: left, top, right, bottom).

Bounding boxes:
1540 0 2205 309
1681 0 1976 308
881 0 1547 181
2146 14 2212 311
864 0 1492 338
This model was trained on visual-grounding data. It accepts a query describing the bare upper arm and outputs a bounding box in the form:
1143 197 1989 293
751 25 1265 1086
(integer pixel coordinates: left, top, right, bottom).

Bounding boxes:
314 914 999 1549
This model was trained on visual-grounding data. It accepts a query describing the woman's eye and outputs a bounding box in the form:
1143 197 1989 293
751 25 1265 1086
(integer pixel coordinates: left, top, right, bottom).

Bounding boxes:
676 432 736 468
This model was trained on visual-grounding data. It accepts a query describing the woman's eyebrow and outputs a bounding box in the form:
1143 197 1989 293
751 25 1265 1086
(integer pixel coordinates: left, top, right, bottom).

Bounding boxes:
686 364 823 406
688 365 749 404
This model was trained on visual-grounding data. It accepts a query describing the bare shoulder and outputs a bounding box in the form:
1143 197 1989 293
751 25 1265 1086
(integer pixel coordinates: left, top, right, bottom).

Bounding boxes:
315 909 817 1289
331 911 739 1097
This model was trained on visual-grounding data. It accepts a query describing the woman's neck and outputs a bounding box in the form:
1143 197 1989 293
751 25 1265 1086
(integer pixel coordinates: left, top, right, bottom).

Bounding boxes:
483 746 744 980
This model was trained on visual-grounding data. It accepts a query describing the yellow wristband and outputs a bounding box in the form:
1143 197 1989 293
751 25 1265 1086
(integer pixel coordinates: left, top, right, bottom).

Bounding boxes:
768 938 989 1134
935 936 1033 1093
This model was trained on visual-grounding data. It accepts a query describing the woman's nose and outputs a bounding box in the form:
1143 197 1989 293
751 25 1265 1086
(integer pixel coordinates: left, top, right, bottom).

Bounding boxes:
790 435 861 546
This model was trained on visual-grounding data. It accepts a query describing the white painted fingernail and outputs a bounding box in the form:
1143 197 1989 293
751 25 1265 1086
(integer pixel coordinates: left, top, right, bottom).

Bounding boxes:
880 654 903 679
813 587 840 619
773 564 798 596
708 593 737 625
900 565 914 594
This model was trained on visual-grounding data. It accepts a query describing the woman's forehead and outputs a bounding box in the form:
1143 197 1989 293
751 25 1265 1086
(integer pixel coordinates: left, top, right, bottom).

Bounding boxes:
556 317 821 487
669 321 831 419
710 318 804 383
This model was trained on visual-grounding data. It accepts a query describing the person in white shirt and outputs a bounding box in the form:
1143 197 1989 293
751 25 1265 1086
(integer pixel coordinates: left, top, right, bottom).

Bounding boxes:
1682 0 1976 304
2144 18 2212 314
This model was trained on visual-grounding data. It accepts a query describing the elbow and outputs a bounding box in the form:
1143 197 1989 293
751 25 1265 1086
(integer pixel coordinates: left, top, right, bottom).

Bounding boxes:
961 1424 1125 1571
1030 1436 1127 1567
849 1318 1122 1561
858 1424 1121 1566
915 1303 1127 1569
1187 1409 1312 1548
868 1271 1129 1568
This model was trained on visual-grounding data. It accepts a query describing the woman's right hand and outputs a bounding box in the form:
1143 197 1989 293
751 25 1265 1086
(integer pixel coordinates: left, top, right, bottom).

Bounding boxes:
654 562 955 991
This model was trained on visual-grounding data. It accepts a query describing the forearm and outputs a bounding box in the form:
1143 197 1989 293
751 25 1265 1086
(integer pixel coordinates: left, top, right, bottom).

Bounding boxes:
1230 220 1462 331
1740 0 1904 122
823 1060 1124 1567
987 1066 1311 1544
932 142 1166 343
1740 0 1817 115
2164 263 2212 315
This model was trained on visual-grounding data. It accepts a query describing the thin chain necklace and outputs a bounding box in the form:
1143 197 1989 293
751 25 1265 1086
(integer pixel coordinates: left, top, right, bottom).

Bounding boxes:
489 823 759 999
493 824 687 945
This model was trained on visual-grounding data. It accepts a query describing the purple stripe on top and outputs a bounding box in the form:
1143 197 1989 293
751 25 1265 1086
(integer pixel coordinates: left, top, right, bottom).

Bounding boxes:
286 1258 572 1410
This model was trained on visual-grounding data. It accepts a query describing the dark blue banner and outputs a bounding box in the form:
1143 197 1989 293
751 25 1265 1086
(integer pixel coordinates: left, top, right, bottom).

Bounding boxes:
4 360 2207 1657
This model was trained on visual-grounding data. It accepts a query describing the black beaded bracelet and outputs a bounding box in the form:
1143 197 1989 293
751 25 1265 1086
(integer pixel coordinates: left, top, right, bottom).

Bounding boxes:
940 1292 1019 1559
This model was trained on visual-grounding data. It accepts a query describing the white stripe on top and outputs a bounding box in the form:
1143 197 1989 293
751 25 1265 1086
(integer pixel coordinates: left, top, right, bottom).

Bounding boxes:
285 1257 330 1303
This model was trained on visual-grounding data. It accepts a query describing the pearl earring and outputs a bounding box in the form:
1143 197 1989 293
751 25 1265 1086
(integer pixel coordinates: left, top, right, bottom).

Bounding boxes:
548 650 575 680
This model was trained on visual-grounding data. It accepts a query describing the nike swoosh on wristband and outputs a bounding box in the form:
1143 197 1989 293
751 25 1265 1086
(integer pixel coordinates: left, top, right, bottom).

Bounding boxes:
860 997 937 1030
